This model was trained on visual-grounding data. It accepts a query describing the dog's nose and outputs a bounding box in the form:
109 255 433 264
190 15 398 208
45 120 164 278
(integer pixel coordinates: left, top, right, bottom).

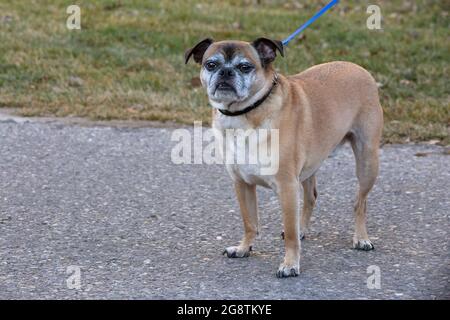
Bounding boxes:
219 67 235 78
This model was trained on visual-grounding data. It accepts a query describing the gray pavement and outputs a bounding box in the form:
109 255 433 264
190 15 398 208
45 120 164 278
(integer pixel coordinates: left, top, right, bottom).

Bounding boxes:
0 117 449 299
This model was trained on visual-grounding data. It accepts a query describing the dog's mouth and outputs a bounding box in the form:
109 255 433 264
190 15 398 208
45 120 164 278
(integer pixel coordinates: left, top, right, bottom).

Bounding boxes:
215 82 236 94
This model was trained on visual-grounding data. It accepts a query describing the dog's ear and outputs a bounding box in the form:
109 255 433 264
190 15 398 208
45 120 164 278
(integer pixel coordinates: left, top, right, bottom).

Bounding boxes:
185 38 214 64
251 37 284 67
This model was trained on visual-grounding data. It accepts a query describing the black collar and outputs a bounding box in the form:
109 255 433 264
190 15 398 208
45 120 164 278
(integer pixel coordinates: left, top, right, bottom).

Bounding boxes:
218 74 278 117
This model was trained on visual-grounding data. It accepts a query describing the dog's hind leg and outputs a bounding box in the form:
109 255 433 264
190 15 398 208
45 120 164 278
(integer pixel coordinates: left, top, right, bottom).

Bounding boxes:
223 180 258 258
349 128 380 251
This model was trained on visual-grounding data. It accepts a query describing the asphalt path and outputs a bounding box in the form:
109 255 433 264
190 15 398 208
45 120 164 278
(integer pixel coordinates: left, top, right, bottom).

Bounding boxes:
0 116 448 299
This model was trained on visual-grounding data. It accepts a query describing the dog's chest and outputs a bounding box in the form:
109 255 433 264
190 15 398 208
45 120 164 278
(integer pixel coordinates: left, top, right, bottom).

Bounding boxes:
228 163 276 189
213 115 278 189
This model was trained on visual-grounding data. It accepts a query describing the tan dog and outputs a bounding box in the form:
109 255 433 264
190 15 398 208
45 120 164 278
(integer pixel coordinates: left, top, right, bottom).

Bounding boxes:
185 38 383 278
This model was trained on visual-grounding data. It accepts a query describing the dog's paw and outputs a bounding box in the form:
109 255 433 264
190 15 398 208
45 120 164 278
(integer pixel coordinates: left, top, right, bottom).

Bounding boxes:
353 239 375 251
276 262 300 278
222 246 252 258
280 231 305 241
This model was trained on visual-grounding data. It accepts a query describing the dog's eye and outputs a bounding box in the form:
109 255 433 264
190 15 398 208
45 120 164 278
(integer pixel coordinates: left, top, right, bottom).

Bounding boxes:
238 64 253 73
205 62 217 71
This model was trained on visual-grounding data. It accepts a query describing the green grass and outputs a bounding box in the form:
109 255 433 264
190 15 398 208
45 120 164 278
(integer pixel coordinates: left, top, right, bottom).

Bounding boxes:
0 0 448 143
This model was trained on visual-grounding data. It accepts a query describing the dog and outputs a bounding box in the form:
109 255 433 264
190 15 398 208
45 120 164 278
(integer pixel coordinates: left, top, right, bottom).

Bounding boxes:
185 38 383 278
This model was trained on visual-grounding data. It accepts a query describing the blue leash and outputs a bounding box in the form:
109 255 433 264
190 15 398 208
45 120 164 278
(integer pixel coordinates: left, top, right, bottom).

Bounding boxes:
282 0 340 46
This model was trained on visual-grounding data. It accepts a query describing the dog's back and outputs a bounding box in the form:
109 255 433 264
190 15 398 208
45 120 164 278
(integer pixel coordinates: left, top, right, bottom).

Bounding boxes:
288 61 383 156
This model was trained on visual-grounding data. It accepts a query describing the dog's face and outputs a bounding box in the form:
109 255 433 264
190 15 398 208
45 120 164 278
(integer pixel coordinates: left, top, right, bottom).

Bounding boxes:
185 38 283 107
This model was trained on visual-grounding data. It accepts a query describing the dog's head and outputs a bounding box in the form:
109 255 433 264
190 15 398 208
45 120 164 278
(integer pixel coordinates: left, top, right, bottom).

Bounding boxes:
185 38 284 109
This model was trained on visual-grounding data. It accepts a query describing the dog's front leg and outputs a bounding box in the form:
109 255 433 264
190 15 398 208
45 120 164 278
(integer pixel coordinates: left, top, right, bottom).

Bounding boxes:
276 179 301 278
223 180 258 258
